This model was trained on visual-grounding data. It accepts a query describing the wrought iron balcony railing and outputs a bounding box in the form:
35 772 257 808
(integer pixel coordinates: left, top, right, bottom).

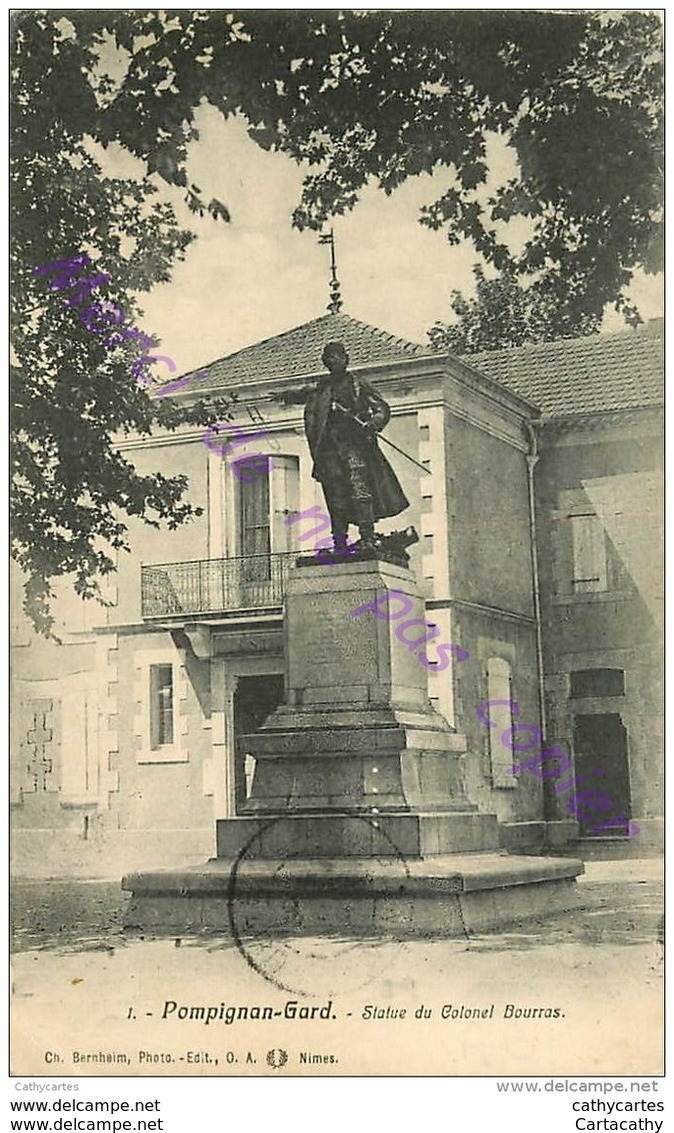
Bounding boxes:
141 552 296 619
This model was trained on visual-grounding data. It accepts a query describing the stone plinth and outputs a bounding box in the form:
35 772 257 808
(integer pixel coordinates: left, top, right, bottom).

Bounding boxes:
122 854 584 938
216 811 500 859
241 559 473 816
122 556 584 937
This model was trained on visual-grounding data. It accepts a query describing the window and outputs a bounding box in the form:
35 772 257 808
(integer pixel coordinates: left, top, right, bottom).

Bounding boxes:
486 657 517 789
134 649 187 764
150 663 174 749
270 454 300 553
237 456 271 581
570 513 607 593
570 669 625 698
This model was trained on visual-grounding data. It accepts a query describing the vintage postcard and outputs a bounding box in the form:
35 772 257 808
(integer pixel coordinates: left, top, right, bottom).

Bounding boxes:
10 8 663 1078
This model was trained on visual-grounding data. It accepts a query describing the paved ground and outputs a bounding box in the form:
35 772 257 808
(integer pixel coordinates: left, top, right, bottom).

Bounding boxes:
11 859 664 1078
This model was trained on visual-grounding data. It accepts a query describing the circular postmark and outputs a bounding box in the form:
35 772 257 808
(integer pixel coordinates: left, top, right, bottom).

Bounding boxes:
226 813 411 1000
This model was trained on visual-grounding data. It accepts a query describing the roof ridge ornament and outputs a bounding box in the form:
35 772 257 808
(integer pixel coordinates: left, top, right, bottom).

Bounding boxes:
318 227 343 314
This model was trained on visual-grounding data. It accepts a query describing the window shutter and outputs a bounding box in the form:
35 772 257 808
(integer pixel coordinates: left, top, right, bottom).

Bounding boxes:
571 514 607 592
269 455 300 553
487 657 517 789
238 458 271 581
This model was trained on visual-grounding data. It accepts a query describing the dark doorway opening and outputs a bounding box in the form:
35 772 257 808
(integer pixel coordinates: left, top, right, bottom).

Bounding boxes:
572 713 632 835
233 674 285 814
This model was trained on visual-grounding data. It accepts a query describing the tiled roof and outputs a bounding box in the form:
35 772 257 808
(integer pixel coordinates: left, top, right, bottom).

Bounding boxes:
469 323 664 419
174 311 433 393
167 310 663 420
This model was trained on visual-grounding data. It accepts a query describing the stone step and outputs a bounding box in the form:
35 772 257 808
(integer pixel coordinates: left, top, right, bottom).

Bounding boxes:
121 852 584 938
216 811 499 859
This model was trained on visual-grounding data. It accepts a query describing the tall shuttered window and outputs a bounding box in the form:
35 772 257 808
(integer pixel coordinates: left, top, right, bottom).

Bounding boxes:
237 456 271 581
570 513 607 593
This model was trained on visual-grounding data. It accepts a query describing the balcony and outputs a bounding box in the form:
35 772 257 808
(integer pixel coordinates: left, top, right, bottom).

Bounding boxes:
141 553 296 620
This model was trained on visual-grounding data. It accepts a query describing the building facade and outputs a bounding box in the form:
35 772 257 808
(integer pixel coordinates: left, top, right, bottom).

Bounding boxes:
11 315 663 874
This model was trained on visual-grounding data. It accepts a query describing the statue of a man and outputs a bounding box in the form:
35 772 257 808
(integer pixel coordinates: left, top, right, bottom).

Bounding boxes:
276 341 409 552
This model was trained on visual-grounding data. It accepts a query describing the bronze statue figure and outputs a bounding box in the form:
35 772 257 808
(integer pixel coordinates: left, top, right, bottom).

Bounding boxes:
275 341 410 554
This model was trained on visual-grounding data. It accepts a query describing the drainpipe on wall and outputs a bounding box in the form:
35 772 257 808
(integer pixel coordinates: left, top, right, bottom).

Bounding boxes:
524 420 555 827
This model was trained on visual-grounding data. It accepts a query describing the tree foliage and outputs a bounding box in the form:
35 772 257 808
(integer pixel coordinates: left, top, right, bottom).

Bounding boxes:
11 10 662 630
11 12 236 634
265 9 662 331
427 265 603 355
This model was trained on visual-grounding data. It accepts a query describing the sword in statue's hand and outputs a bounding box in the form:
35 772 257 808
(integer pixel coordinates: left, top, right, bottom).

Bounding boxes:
331 401 432 475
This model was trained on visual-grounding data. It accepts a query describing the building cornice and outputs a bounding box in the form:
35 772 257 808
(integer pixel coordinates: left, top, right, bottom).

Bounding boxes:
114 368 533 453
539 406 663 450
427 597 536 627
442 396 531 453
94 612 284 635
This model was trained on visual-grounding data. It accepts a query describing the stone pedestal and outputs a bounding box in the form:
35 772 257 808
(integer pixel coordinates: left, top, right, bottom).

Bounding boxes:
123 557 583 937
242 559 481 801
219 558 499 857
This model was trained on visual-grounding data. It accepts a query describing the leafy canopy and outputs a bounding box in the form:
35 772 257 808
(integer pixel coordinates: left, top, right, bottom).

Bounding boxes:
11 12 235 634
84 11 663 324
266 9 662 331
427 264 604 355
12 10 662 629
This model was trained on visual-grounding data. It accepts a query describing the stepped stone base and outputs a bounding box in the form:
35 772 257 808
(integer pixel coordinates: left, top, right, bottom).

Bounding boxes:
122 853 584 938
122 559 583 939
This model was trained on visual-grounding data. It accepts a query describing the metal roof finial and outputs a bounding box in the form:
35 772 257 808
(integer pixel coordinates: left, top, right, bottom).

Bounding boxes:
318 227 342 314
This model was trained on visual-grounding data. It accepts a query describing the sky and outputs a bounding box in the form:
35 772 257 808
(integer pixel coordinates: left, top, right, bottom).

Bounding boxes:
108 103 663 378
